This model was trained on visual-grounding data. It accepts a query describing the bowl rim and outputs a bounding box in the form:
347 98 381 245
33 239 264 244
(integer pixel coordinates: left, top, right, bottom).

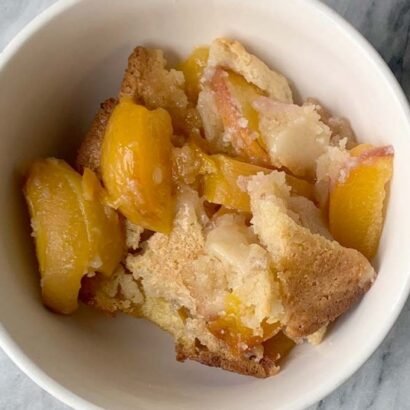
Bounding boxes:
0 0 409 409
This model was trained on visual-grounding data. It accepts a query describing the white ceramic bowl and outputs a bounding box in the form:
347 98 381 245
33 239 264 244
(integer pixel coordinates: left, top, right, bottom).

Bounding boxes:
1 1 409 409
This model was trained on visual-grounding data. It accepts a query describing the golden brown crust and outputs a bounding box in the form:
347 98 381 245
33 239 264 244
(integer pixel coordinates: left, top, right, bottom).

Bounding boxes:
119 47 145 101
81 269 278 379
77 46 201 178
84 273 279 379
119 46 201 140
119 47 187 108
119 47 149 102
279 240 373 338
76 97 117 175
247 172 375 339
175 343 279 378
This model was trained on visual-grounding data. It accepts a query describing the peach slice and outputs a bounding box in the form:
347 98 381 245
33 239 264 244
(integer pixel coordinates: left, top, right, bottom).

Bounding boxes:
81 169 125 276
210 67 271 167
227 71 263 139
24 159 124 314
329 144 394 259
202 154 265 212
202 154 315 212
101 98 175 233
172 142 315 212
179 46 209 103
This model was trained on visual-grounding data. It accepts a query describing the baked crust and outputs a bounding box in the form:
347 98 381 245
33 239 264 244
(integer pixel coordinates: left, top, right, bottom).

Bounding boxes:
176 343 279 378
247 172 375 339
76 97 117 175
120 47 188 109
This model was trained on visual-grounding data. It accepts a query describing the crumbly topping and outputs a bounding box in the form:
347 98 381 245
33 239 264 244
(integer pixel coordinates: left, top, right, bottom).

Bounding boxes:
247 172 375 338
254 97 331 178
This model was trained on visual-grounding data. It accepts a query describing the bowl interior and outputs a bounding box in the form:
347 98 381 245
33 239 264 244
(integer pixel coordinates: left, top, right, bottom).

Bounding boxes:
0 0 410 409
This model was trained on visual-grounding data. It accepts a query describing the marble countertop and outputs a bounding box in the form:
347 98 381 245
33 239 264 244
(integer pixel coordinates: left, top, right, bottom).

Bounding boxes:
0 0 409 409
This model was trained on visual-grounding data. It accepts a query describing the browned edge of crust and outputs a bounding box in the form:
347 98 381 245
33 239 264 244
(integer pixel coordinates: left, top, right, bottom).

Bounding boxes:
76 97 118 175
283 255 374 339
119 46 148 102
175 343 279 379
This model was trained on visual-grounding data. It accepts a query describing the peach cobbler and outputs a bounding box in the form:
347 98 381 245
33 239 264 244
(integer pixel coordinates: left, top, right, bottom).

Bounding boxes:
23 38 394 377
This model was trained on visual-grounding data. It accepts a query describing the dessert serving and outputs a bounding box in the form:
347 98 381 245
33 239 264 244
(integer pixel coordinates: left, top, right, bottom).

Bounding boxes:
23 38 394 378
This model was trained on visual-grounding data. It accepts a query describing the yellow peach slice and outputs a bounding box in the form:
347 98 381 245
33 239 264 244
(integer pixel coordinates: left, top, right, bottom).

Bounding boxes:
329 145 394 259
202 154 315 212
101 98 175 233
24 159 124 314
202 154 263 212
171 139 314 212
179 46 209 103
81 169 125 276
227 71 264 144
210 67 271 167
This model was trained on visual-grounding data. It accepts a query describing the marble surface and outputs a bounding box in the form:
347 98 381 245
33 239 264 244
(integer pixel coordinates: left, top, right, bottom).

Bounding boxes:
0 0 409 409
